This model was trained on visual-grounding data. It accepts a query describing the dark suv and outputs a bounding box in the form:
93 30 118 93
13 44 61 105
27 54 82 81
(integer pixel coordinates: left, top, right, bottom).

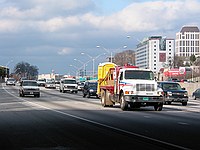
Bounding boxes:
82 81 98 98
158 81 188 106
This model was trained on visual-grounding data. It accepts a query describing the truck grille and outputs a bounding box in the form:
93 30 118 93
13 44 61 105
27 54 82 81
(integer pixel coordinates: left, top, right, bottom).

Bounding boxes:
136 84 155 91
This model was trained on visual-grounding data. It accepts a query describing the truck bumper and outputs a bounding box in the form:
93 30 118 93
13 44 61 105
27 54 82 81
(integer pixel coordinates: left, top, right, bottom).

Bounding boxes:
124 95 164 103
64 88 78 92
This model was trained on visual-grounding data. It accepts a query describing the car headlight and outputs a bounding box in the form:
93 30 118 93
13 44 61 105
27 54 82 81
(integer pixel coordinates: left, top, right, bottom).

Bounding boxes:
89 89 94 92
184 92 188 96
167 91 172 96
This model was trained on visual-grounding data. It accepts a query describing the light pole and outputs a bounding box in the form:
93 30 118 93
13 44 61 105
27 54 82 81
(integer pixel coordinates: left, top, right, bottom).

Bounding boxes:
81 52 106 77
127 35 142 43
69 64 80 77
74 58 86 76
96 45 127 63
5 60 13 78
14 68 21 78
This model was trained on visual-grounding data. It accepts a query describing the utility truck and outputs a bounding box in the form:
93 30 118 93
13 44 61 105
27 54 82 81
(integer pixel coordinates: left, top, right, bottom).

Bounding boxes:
97 62 164 111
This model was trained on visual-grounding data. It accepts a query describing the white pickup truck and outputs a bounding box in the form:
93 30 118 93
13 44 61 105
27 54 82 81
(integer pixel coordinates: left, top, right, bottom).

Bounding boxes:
59 78 78 93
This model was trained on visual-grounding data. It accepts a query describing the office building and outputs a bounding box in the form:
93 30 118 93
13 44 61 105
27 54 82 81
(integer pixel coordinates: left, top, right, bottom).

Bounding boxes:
136 36 175 73
175 26 200 57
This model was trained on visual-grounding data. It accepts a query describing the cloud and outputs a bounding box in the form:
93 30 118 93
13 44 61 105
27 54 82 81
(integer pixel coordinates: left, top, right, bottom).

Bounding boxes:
58 48 72 55
97 0 200 32
1 0 200 34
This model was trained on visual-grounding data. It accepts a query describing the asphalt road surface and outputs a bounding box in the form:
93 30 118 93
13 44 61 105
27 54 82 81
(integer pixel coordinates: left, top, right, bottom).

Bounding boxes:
0 83 200 150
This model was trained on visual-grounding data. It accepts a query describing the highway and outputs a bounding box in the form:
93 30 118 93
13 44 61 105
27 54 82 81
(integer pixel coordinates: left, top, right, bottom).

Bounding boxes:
0 83 200 150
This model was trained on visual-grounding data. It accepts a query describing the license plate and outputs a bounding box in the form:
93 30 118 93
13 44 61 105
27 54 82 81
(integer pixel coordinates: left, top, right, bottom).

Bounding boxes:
30 92 33 94
143 97 149 101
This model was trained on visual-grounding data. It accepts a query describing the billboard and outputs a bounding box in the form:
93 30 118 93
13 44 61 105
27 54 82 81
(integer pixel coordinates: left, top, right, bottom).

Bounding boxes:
159 53 166 62
164 68 186 77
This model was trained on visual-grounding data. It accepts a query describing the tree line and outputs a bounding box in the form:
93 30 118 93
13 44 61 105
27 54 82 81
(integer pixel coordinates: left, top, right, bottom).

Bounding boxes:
13 61 39 80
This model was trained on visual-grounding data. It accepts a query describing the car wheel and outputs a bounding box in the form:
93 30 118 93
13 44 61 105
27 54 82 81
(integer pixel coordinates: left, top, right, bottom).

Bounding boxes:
86 92 90 98
35 94 40 97
194 96 196 100
167 101 171 105
182 102 187 106
83 93 86 97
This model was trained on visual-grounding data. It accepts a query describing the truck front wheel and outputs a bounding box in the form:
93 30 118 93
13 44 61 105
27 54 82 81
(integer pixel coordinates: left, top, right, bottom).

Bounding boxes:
154 103 163 111
101 90 106 107
120 93 128 111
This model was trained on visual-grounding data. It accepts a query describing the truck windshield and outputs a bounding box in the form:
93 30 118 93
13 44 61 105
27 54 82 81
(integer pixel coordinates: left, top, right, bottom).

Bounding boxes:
124 70 154 80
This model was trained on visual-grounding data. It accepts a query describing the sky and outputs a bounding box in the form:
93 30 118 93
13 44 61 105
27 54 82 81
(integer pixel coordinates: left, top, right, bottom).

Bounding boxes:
1 0 200 76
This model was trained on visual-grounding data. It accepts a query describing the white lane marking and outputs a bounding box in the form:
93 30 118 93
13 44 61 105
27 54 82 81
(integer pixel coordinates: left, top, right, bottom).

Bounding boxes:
2 85 190 150
178 122 189 126
144 116 152 118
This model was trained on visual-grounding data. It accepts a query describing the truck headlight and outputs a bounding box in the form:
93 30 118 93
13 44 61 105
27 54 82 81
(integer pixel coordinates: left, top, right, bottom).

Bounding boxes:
125 91 134 94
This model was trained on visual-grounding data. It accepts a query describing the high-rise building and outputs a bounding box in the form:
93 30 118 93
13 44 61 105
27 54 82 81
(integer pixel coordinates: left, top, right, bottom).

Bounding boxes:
175 26 200 57
136 36 175 73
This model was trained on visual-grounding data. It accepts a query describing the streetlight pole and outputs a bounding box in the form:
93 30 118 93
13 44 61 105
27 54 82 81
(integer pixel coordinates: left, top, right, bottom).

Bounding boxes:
69 64 80 77
74 58 86 76
81 52 105 77
96 46 112 62
5 60 13 78
96 45 127 63
127 35 142 43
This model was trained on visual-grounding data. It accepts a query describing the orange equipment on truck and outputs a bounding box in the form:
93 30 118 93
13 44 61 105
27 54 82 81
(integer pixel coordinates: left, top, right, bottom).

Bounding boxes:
97 62 164 111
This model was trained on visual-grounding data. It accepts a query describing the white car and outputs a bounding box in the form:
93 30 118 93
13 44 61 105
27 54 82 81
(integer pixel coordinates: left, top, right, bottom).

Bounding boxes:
6 78 16 86
45 80 56 89
19 80 40 97
59 78 78 93
77 82 84 91
37 78 46 86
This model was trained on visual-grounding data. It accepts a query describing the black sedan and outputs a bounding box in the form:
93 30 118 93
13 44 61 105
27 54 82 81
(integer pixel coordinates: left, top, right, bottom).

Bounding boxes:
82 81 98 98
192 88 200 100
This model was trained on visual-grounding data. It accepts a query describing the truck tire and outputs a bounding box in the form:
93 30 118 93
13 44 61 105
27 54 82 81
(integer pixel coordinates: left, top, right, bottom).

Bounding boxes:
101 90 106 107
154 103 163 111
120 93 128 111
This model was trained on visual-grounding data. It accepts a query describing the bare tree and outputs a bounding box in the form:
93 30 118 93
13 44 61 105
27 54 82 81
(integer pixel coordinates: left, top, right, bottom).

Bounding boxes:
114 50 135 66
